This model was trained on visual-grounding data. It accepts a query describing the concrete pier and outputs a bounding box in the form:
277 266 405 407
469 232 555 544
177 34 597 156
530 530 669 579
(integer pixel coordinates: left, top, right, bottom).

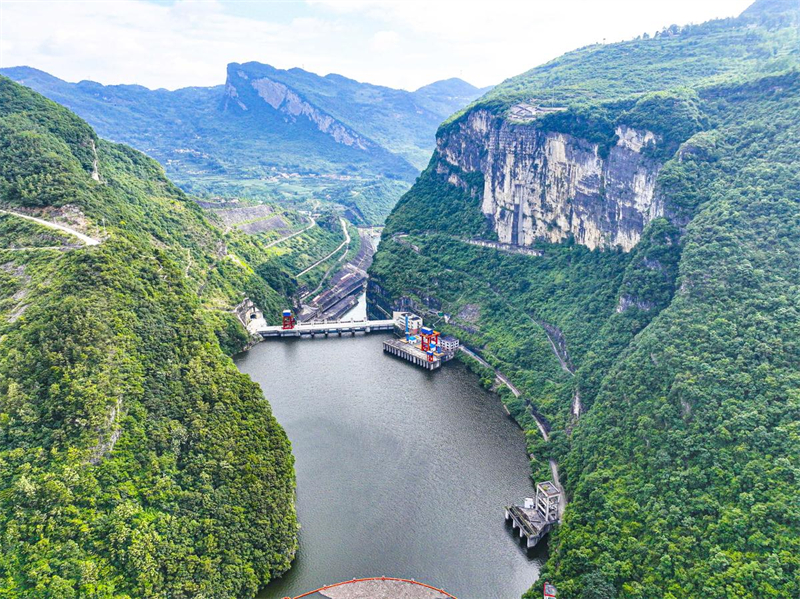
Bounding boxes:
383 338 455 370
505 481 561 549
505 505 555 549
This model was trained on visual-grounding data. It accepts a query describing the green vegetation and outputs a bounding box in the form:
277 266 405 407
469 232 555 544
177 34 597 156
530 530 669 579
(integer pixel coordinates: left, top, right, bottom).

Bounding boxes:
547 71 800 599
324 178 412 225
448 1 800 122
370 3 800 597
0 76 298 598
384 163 491 239
232 211 349 295
1 63 489 225
0 213 77 248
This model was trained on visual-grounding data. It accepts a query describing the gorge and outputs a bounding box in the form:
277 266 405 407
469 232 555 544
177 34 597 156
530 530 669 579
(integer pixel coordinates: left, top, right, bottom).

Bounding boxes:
1 0 799 598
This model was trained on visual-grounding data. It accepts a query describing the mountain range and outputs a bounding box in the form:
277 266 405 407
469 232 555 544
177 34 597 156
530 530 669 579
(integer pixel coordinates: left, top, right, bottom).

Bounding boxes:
3 0 800 597
0 63 491 223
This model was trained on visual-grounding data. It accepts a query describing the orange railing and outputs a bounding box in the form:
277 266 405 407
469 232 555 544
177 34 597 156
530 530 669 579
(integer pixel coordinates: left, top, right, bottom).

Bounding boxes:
285 576 457 599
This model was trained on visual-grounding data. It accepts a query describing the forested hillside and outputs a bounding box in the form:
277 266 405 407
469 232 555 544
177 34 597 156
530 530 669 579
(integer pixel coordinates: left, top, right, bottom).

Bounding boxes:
0 77 298 598
1 63 489 224
369 1 800 597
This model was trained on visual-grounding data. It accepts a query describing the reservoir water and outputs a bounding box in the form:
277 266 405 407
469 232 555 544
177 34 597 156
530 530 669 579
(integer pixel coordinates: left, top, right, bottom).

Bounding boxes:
236 326 543 599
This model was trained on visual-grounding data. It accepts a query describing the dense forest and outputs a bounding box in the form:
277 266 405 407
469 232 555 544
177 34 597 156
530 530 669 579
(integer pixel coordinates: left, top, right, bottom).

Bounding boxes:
369 2 800 597
0 77 299 597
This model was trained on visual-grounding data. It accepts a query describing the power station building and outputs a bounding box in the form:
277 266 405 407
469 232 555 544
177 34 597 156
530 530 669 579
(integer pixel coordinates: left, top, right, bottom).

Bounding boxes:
393 311 423 335
386 311 460 370
439 335 459 352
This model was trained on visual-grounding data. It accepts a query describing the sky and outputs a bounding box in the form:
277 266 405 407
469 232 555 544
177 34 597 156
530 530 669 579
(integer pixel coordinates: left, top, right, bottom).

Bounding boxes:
0 0 754 91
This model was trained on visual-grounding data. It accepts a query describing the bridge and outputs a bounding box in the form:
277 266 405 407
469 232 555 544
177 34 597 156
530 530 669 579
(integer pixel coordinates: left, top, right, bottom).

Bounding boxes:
256 317 395 338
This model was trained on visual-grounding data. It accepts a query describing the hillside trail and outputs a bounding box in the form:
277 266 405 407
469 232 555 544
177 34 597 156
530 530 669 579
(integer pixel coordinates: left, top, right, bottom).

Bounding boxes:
0 209 102 247
263 215 316 249
296 217 350 277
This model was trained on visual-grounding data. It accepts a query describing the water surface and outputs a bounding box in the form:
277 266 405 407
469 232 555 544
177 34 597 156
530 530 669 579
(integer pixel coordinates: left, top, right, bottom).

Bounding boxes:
236 334 543 599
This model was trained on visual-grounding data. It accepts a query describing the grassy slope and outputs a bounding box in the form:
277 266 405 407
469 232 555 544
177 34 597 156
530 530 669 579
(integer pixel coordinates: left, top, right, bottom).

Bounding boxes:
0 77 298 598
370 6 800 598
450 5 800 119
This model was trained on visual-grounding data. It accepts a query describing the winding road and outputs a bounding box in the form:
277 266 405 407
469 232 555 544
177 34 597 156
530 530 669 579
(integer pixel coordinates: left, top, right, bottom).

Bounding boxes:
296 217 350 278
263 215 316 249
0 209 102 247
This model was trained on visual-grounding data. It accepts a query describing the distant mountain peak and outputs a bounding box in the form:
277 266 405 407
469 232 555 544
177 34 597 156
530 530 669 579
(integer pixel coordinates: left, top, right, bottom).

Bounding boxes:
223 62 374 152
0 65 64 84
414 77 478 93
740 0 800 23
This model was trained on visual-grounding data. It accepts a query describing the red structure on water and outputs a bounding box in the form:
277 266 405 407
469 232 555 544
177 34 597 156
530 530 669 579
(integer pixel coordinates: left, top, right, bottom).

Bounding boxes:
420 326 440 361
282 310 296 330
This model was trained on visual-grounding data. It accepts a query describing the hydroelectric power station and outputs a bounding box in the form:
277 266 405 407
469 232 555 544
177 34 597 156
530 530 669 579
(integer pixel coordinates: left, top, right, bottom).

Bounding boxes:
251 309 459 371
382 311 459 370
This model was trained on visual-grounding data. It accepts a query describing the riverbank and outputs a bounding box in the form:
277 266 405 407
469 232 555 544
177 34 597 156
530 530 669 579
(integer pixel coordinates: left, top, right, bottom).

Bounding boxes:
457 346 566 519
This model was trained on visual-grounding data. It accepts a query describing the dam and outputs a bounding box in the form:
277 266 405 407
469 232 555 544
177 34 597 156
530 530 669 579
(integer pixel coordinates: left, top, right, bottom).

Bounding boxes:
249 308 460 371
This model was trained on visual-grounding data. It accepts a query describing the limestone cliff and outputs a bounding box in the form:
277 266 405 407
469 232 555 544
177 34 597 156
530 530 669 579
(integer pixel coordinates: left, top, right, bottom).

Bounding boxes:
436 109 664 251
223 68 372 151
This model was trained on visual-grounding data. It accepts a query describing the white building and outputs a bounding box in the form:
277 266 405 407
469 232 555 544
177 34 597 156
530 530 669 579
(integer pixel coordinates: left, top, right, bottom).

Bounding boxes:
393 311 422 334
439 335 459 353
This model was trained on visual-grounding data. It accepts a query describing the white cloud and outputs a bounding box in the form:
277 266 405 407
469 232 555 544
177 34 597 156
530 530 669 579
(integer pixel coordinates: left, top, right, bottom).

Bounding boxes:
1 0 307 88
0 0 754 91
371 30 401 52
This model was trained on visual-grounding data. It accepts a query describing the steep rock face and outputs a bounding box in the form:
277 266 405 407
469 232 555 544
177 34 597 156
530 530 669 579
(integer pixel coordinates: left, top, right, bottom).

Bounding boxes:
437 110 664 251
224 69 371 150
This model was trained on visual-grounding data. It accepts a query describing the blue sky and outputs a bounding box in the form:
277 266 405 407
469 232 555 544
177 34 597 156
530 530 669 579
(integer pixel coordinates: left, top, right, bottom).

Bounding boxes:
0 0 754 91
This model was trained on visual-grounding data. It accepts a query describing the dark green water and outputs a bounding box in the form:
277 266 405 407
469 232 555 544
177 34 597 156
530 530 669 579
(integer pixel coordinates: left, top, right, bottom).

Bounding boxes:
235 334 543 599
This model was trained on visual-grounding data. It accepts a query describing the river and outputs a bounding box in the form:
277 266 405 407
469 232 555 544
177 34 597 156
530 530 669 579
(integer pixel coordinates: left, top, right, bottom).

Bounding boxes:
235 319 544 599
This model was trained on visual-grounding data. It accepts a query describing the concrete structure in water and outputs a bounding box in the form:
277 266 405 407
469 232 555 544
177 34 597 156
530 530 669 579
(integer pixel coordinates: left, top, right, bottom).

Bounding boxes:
505 481 561 549
254 309 460 372
382 311 458 370
383 338 451 370
258 316 395 338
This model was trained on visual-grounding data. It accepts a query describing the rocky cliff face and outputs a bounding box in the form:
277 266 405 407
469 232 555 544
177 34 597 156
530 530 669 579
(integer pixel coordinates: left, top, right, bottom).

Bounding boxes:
437 109 664 251
224 68 372 151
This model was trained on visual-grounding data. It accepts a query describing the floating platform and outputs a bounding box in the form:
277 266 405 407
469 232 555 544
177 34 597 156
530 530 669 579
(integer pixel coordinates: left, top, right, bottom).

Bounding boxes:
285 577 455 599
383 338 455 370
